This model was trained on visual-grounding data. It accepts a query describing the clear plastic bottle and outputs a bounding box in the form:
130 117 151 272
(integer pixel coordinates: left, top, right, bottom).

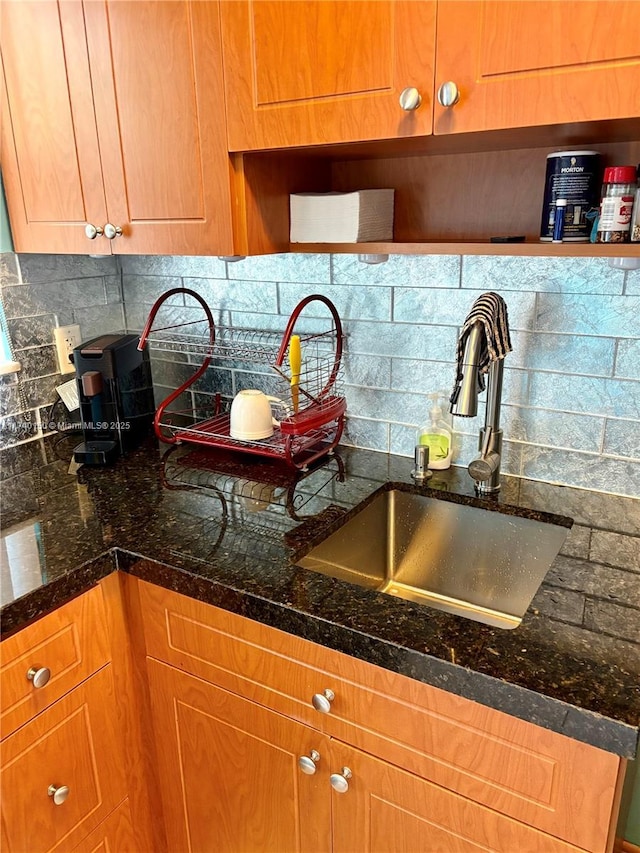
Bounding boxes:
596 165 636 243
417 392 453 470
630 164 640 243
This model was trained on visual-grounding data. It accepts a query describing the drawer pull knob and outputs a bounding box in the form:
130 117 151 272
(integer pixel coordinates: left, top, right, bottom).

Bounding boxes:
85 224 104 240
27 666 51 689
103 223 123 239
399 87 422 111
437 80 460 108
311 689 334 714
298 749 321 775
330 767 352 794
47 784 69 805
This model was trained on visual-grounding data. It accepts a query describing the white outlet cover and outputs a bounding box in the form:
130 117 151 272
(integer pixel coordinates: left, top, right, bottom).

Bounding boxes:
54 324 82 374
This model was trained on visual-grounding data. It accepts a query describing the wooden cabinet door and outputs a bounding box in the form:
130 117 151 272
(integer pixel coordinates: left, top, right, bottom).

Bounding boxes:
434 1 640 135
0 666 128 853
146 658 331 853
82 0 236 256
0 1 108 254
70 799 137 853
221 1 436 150
330 741 587 853
1 0 237 256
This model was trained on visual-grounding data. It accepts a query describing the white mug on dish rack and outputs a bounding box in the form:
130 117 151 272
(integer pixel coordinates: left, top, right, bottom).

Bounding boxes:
229 390 290 441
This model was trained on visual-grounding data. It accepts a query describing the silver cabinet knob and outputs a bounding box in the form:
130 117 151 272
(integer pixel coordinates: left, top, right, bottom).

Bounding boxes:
47 784 69 805
103 223 122 239
399 87 422 111
27 666 51 689
329 767 352 794
85 224 104 240
311 689 335 714
298 749 321 775
437 81 460 107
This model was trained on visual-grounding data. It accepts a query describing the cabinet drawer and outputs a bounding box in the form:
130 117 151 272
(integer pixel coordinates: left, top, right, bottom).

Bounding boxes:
0 665 128 853
137 578 620 852
1 586 111 737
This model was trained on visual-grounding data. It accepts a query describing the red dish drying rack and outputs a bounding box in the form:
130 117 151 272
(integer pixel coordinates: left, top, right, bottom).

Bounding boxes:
138 289 346 470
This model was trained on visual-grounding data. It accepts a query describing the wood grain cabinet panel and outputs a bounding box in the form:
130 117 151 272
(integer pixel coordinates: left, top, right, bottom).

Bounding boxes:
147 658 331 853
0 666 128 853
0 586 110 739
1 0 241 255
434 1 640 135
145 655 599 853
70 798 137 853
0 1 108 254
332 740 588 853
136 578 622 853
220 0 436 150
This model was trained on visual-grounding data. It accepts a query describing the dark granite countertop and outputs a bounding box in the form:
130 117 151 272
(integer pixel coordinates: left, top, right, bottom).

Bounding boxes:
1 433 639 758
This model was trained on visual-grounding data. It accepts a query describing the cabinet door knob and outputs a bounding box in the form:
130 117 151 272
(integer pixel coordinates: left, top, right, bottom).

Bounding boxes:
437 81 460 107
329 767 352 794
47 784 69 805
103 223 123 239
85 224 104 240
26 666 51 689
298 749 321 775
311 689 335 714
399 87 422 111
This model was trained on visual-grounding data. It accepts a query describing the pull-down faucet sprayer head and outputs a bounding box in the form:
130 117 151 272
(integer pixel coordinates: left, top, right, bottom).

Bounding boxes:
449 321 483 419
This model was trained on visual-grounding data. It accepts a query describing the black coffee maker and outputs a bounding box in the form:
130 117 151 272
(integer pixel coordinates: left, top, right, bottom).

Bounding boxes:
73 333 155 465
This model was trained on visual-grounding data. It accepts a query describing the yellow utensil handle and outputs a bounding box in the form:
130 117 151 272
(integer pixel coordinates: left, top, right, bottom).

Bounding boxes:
289 335 301 380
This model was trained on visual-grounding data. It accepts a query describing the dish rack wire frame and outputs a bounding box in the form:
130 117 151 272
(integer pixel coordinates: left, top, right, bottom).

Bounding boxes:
138 289 346 469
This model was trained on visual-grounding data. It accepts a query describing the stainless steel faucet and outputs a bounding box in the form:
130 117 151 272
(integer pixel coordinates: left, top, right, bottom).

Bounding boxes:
450 320 505 496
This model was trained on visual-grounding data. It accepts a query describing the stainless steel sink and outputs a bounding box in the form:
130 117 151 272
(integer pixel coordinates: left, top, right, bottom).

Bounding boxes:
296 486 571 629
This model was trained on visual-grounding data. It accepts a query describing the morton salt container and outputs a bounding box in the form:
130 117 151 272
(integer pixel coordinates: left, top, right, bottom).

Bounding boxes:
540 151 602 242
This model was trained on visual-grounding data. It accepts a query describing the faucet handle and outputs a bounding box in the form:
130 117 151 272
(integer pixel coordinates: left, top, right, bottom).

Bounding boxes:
468 452 500 483
479 426 493 458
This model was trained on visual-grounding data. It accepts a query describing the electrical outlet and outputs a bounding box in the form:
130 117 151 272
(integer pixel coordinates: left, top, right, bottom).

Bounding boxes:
54 324 82 374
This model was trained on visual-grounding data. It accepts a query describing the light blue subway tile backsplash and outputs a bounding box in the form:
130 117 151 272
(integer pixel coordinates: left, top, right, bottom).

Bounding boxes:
332 253 460 288
184 277 278 315
624 267 640 296
615 339 640 379
120 254 227 279
393 287 537 330
461 256 625 295
279 281 392 322
226 252 330 284
603 419 640 460
529 374 640 419
509 330 616 376
123 274 183 304
346 320 456 361
1 250 638 498
18 253 118 283
535 293 640 337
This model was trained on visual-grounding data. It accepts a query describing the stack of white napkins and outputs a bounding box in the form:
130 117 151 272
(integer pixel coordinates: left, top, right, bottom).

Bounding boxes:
290 190 394 243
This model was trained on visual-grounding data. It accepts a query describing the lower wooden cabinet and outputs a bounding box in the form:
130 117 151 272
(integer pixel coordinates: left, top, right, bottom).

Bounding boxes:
0 665 128 853
70 798 137 852
146 657 590 853
147 657 331 852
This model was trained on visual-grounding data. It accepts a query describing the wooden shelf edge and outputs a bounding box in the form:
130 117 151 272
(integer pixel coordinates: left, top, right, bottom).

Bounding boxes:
290 241 640 258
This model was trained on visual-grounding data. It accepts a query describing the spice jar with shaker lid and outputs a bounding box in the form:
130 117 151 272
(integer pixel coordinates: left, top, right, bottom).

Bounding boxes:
630 164 640 243
596 165 636 243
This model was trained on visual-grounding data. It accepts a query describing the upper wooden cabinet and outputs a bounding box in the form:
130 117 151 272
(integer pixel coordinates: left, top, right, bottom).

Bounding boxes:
221 0 640 152
434 1 640 135
1 0 237 255
220 1 437 151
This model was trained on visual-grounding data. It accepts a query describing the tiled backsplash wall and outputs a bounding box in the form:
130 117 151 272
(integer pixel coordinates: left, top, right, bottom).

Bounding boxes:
1 251 638 498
